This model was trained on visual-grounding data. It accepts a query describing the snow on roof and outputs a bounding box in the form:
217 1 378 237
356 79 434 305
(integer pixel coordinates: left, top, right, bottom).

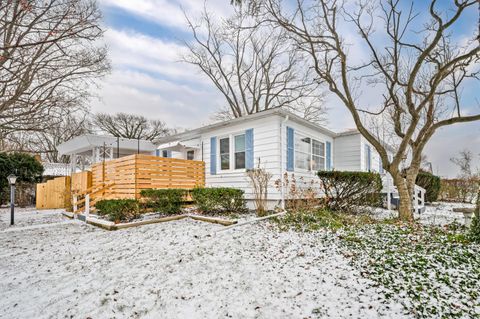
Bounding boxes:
57 135 156 156
42 162 70 177
156 108 338 145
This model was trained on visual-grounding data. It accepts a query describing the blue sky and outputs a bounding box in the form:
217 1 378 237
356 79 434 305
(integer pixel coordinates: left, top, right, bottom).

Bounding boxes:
92 0 479 177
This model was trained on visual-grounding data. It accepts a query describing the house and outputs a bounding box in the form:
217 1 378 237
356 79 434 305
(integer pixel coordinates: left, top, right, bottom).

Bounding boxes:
155 108 418 210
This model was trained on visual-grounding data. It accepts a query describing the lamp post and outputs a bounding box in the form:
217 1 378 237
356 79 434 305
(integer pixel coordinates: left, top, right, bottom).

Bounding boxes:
7 174 17 226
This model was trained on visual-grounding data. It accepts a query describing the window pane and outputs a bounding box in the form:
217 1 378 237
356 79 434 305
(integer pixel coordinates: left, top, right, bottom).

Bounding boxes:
312 140 324 157
221 154 230 170
312 155 325 171
295 135 311 154
295 152 309 170
187 150 194 160
235 152 245 169
220 138 229 154
235 134 245 152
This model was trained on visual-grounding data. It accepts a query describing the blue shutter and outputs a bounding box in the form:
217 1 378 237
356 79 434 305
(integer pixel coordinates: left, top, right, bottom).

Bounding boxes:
365 145 371 172
286 127 294 171
210 137 217 175
155 149 160 156
245 129 254 169
326 141 332 171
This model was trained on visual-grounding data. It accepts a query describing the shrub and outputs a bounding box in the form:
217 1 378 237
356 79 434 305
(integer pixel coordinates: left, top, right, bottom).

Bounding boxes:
440 178 479 203
274 173 321 213
140 189 186 214
470 187 480 243
95 199 141 223
317 171 382 213
0 152 43 205
191 187 246 213
415 171 441 202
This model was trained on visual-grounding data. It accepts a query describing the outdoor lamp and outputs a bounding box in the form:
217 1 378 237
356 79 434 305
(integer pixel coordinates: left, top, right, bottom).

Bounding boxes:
7 174 17 185
7 174 17 226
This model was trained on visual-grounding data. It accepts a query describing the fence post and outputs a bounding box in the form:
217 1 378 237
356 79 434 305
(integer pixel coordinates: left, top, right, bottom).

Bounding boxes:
73 195 78 212
85 194 90 218
413 187 418 214
386 176 391 211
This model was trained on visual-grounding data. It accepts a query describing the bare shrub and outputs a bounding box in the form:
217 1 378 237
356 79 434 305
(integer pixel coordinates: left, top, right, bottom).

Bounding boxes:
274 173 321 213
246 161 272 216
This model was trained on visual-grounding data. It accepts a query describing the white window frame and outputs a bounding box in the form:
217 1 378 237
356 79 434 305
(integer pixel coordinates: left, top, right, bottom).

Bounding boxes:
294 132 326 172
217 131 247 172
218 136 230 171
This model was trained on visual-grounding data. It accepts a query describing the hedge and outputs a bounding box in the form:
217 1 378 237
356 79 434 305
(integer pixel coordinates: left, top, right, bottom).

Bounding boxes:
317 171 382 213
140 189 186 214
191 187 246 213
95 199 141 223
415 172 441 202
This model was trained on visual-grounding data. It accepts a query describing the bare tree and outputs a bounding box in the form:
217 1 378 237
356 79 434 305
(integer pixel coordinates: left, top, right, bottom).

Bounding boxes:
183 5 326 123
93 113 170 142
265 0 479 220
0 0 110 134
1 111 92 162
451 150 474 178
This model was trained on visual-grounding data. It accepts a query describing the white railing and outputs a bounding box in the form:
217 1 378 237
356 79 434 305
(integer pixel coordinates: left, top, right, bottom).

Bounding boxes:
413 184 426 213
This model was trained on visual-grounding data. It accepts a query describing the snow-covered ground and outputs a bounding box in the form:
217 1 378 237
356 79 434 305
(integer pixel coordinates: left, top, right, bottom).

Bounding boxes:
0 208 408 319
372 201 475 226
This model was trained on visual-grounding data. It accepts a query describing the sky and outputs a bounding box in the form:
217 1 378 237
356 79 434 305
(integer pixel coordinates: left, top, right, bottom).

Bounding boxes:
92 0 480 178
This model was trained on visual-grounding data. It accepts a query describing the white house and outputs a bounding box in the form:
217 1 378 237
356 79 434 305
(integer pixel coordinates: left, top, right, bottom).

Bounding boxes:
156 108 419 210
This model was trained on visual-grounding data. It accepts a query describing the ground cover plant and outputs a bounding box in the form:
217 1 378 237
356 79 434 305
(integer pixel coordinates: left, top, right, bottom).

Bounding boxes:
341 223 480 318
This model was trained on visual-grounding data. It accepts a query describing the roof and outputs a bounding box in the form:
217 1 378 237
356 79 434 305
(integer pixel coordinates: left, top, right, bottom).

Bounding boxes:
42 162 69 177
156 108 338 145
57 134 156 155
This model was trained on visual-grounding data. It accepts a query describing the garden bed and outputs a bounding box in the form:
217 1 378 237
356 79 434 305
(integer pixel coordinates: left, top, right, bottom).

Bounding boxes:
69 212 238 231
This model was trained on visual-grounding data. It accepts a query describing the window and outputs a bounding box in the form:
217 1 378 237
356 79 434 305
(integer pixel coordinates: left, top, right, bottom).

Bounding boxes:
311 140 325 171
294 133 325 171
162 150 169 158
187 150 195 160
295 135 311 170
234 134 246 169
219 137 230 170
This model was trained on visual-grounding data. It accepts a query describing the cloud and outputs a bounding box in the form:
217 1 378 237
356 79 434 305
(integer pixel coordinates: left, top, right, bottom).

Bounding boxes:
99 0 233 31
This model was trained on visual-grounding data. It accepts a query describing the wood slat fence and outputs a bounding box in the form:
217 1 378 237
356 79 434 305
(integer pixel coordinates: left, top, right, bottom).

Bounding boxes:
36 176 71 209
91 154 205 200
37 154 205 211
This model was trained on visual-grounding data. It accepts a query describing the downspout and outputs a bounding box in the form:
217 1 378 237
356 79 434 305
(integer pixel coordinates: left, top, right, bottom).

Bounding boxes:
280 115 289 211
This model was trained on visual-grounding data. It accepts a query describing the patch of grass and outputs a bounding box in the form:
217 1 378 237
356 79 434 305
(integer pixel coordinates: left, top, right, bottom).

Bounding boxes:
340 223 480 318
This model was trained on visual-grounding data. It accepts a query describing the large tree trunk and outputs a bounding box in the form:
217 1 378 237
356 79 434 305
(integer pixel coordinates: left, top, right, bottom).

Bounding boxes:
392 172 414 221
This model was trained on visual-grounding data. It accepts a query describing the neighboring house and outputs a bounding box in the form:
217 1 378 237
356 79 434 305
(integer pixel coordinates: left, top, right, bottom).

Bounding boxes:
57 135 157 173
156 108 417 210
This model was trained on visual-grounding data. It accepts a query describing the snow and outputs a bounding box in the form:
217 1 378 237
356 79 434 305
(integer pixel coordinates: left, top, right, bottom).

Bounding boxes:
0 208 408 319
371 201 476 226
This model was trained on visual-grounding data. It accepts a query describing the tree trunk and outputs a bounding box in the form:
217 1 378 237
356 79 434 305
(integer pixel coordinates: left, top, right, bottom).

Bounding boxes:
392 172 414 221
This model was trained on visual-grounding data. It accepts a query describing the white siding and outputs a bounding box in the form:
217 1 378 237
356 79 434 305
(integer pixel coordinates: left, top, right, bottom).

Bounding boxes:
360 137 384 173
333 134 361 171
201 116 283 205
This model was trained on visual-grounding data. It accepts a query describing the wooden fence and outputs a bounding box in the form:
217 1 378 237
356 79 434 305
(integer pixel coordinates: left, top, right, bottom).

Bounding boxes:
36 176 71 209
90 154 205 200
